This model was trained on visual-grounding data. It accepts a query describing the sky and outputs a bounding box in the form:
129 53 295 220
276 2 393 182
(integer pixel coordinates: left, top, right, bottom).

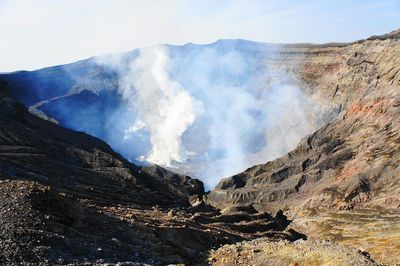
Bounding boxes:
0 0 399 72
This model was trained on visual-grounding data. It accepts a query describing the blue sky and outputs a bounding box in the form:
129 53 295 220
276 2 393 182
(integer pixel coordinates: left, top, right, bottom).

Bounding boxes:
0 0 399 71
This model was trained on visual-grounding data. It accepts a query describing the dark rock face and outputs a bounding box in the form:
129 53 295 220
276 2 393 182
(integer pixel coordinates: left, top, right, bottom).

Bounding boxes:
207 33 400 212
142 164 205 199
0 81 299 265
0 80 202 208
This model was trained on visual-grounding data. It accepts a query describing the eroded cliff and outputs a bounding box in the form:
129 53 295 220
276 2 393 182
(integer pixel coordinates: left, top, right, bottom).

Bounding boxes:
207 30 400 212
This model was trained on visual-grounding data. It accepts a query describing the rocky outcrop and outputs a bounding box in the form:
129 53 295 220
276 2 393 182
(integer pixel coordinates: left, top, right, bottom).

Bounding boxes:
0 178 304 265
207 31 400 212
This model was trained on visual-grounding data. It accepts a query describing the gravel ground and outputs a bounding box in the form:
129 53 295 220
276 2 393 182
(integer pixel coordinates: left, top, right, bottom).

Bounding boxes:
208 237 378 266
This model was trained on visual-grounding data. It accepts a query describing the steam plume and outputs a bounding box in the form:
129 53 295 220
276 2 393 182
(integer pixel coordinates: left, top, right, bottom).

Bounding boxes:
95 41 324 188
123 47 200 166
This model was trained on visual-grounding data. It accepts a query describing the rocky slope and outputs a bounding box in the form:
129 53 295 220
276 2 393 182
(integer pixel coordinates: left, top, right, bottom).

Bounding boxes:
289 209 400 265
0 80 302 265
208 238 377 266
0 80 203 209
207 30 400 213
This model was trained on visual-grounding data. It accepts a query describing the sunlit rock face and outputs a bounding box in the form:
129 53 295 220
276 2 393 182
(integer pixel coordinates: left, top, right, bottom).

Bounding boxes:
206 32 400 213
1 40 329 188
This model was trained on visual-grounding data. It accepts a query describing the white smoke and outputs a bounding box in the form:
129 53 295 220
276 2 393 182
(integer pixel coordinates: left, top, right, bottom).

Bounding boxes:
96 41 324 189
118 47 202 166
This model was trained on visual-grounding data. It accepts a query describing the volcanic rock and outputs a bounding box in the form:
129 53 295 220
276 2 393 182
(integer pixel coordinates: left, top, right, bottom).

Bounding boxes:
206 30 400 213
